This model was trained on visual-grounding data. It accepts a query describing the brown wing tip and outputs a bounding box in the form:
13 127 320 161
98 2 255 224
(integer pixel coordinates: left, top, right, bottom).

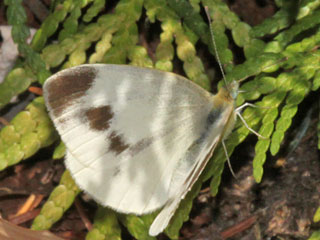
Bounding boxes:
43 65 98 117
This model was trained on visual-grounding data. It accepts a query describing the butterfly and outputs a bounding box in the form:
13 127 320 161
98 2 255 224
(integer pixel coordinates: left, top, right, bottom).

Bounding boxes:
42 63 259 236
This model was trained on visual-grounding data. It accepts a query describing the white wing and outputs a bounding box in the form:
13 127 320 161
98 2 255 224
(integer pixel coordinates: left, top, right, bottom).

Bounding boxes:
43 64 225 216
149 99 234 236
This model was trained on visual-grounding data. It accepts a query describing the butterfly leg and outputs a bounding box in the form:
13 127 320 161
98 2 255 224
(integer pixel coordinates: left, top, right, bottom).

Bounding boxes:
236 111 266 139
236 102 271 112
235 102 258 112
222 140 237 178
235 102 267 139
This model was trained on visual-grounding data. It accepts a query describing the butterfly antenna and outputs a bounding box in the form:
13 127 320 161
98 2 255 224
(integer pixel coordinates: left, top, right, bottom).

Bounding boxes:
205 6 237 177
204 6 229 91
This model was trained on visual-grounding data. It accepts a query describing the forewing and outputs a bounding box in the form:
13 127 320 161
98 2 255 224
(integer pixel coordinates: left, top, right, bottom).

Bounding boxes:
43 64 214 214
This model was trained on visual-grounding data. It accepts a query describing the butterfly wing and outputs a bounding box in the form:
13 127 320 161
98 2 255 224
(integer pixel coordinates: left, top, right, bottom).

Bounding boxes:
43 64 217 214
149 96 235 236
149 141 218 236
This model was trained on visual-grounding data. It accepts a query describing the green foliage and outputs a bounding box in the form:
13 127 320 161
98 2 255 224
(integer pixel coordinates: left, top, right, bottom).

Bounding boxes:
5 0 51 81
1 0 49 107
250 2 297 38
275 9 320 49
0 97 57 170
298 0 320 19
52 141 66 159
119 214 157 240
308 230 320 240
0 67 36 108
311 203 320 238
86 207 121 240
314 206 320 222
31 170 80 230
31 0 89 51
2 0 320 239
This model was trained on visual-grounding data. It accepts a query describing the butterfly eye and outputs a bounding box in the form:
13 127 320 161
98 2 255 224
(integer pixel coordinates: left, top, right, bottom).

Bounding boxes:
229 80 239 99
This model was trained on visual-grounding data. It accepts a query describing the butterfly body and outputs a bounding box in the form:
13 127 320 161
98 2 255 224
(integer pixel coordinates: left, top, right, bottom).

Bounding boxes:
43 64 238 236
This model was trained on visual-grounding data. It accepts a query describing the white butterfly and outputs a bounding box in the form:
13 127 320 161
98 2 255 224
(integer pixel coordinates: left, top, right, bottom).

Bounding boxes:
43 64 250 236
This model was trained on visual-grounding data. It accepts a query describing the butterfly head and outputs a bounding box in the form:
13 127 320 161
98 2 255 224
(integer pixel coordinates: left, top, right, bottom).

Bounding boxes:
227 80 239 100
216 80 239 104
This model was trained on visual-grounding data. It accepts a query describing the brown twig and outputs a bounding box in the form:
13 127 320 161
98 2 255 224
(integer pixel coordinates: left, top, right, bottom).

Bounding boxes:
14 194 36 216
0 117 10 126
74 198 93 231
28 86 43 95
220 215 257 239
30 194 44 210
9 208 41 225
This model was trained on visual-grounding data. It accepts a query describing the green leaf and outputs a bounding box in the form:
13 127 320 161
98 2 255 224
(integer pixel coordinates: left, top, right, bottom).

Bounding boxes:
244 39 266 58
313 206 320 222
120 214 156 240
32 171 80 230
86 207 121 240
0 68 35 108
83 0 106 22
52 141 66 159
232 22 251 47
0 97 57 170
308 230 320 240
